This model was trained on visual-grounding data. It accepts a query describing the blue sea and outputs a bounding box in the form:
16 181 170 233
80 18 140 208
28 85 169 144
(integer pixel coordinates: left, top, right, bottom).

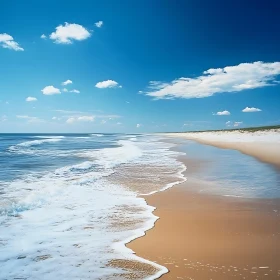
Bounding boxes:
0 133 185 280
0 133 279 279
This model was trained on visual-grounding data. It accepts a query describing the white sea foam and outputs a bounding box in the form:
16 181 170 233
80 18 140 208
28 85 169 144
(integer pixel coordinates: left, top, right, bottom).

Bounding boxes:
34 136 65 139
9 138 63 150
0 135 185 279
91 133 104 137
7 137 64 155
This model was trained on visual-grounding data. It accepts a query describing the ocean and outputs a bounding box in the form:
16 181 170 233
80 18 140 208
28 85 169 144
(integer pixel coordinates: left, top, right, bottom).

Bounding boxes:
0 133 185 280
1 133 280 279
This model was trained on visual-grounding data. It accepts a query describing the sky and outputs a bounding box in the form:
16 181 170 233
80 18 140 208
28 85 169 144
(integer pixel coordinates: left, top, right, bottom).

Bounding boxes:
0 0 280 133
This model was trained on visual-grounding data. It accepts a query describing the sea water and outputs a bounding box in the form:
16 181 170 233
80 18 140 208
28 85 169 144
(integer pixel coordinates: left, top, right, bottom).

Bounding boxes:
0 133 185 279
177 140 280 198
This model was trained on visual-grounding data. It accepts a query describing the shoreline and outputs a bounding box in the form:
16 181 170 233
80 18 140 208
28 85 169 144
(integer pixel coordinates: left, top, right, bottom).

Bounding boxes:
165 132 280 168
129 184 280 280
128 137 280 279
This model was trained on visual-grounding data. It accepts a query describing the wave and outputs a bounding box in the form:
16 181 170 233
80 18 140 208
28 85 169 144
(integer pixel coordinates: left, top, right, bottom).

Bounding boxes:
0 135 186 279
17 138 63 147
7 138 64 154
34 136 65 139
91 133 104 137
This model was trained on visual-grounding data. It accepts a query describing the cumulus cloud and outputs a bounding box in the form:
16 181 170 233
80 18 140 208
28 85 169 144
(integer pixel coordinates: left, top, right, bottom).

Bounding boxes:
62 79 73 86
117 122 122 125
95 80 121 89
136 124 142 128
41 86 61 95
41 34 47 39
214 110 231 116
26 97 37 102
234 121 243 127
62 88 68 92
95 21 103 28
0 33 24 51
50 22 91 44
144 61 280 99
66 115 95 124
242 107 262 113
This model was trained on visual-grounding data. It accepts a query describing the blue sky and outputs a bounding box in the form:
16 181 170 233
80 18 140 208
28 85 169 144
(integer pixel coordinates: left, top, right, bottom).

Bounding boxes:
0 0 280 133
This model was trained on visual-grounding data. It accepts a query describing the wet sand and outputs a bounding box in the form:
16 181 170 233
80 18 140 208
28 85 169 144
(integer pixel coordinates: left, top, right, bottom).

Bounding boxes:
128 146 280 279
129 182 280 279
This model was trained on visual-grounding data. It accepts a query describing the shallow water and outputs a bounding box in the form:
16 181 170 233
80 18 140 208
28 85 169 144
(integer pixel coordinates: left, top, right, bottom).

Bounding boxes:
176 140 280 198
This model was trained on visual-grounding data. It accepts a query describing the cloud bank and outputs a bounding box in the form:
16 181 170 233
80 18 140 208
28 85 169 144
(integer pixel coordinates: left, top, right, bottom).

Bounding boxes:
144 61 280 99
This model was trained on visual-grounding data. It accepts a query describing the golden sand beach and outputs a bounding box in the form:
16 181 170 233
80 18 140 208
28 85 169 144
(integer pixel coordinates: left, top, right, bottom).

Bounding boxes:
129 136 280 279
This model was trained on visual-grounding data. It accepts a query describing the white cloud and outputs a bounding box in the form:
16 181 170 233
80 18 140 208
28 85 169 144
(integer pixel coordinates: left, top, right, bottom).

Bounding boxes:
136 124 142 128
95 80 121 89
52 117 57 120
0 33 24 51
41 85 61 95
242 107 262 113
117 122 122 125
26 97 37 102
144 61 280 99
50 22 91 44
66 115 95 124
101 120 107 124
70 89 80 93
62 88 68 92
16 115 44 123
214 110 230 116
62 79 73 86
225 121 231 127
95 21 103 28
234 121 243 127
41 34 47 39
